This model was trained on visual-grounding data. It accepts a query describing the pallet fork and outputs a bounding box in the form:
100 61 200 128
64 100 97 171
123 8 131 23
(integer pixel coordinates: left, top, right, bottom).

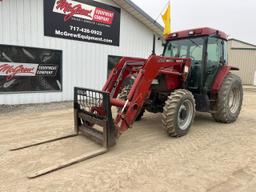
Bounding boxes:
10 55 192 178
10 56 190 178
10 87 116 179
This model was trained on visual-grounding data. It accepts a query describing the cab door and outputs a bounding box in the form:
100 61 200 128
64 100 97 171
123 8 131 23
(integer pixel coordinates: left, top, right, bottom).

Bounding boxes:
204 37 226 91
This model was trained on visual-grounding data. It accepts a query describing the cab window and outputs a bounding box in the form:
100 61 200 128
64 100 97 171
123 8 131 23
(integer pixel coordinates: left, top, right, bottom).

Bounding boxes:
204 37 223 90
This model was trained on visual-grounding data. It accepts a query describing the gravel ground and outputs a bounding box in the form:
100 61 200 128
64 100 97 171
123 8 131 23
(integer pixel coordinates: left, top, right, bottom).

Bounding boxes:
0 101 72 114
0 90 256 192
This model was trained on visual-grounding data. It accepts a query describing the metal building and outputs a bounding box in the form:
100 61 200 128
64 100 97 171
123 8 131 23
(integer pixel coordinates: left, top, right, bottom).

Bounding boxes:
0 0 164 104
228 38 256 85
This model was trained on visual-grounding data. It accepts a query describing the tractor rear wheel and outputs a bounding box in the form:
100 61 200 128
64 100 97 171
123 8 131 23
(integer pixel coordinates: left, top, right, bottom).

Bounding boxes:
211 73 243 123
162 89 196 137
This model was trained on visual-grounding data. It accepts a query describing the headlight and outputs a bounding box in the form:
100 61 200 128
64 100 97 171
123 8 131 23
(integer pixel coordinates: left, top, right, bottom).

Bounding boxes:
184 65 189 73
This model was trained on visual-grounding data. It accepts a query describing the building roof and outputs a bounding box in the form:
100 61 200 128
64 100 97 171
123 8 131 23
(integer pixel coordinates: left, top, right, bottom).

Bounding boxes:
112 0 164 37
229 38 256 48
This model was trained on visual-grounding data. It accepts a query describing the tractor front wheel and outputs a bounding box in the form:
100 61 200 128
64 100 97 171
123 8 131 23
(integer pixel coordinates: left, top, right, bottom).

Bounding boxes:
162 89 196 137
211 73 243 123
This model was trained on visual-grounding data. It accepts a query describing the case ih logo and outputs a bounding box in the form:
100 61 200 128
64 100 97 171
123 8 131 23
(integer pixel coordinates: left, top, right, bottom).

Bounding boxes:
0 63 38 81
53 0 115 25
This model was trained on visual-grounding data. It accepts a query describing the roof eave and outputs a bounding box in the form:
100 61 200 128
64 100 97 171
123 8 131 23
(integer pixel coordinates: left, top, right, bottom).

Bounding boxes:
228 38 256 48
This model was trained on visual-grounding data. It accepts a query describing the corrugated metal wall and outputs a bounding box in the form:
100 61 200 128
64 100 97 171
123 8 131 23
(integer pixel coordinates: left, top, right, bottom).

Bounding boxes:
228 40 256 85
0 0 163 104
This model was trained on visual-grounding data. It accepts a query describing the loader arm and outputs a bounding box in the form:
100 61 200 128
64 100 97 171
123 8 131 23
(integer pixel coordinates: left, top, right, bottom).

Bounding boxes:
105 55 192 135
72 55 191 149
103 57 147 98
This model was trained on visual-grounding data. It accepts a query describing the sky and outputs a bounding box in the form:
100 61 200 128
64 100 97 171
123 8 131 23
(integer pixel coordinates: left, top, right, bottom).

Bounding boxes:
131 0 256 45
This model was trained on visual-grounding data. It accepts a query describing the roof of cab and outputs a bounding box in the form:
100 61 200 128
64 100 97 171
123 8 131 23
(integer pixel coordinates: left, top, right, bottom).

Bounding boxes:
167 27 228 41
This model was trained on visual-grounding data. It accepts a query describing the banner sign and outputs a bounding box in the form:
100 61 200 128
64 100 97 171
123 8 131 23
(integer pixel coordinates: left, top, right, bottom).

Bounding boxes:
0 45 62 93
44 0 121 46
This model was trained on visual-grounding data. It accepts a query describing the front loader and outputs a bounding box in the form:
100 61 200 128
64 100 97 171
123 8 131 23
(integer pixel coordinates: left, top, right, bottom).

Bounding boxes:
11 27 243 178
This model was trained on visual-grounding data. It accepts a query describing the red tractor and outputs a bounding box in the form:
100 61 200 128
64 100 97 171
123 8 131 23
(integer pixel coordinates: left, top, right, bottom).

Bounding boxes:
12 27 243 178
74 27 243 145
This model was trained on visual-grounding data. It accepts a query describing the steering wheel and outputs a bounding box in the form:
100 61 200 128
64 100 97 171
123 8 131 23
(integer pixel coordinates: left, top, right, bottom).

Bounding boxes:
180 55 195 60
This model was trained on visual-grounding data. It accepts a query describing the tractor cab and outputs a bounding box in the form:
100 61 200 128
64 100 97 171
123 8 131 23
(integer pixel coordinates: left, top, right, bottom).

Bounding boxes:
163 28 228 94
